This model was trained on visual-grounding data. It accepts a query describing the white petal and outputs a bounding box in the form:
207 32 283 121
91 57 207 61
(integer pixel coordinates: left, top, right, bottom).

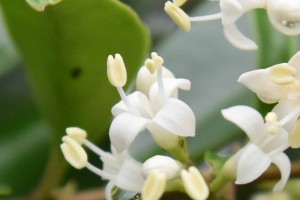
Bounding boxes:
221 106 265 143
236 144 271 184
146 122 180 150
223 23 258 50
149 78 191 112
136 66 174 96
273 100 300 132
238 68 285 103
288 51 300 72
111 91 152 118
270 153 291 192
262 128 289 154
109 112 149 153
151 98 195 137
114 159 144 192
220 0 244 25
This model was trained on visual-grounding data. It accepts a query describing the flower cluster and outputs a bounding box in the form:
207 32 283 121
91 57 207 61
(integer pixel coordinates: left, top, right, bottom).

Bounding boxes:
59 0 300 199
61 52 209 200
165 0 300 50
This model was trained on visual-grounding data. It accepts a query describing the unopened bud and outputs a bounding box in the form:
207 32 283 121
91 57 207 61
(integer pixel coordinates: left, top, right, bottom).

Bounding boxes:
142 155 182 179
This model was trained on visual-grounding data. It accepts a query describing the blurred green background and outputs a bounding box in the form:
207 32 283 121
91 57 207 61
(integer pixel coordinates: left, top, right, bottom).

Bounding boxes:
0 0 299 199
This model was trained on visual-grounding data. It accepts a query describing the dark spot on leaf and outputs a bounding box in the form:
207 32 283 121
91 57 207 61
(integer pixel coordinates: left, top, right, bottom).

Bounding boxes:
70 67 82 79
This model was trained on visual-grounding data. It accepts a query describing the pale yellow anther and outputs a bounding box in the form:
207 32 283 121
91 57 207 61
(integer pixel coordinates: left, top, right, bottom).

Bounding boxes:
107 54 127 88
145 52 164 74
66 127 87 144
265 112 279 135
142 170 166 200
180 166 209 200
289 120 300 148
61 136 88 169
173 0 188 7
269 63 297 85
164 1 191 31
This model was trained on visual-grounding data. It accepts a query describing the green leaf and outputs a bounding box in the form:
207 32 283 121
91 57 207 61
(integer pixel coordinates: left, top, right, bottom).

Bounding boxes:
0 120 50 197
25 0 62 11
0 13 19 77
0 0 150 142
0 0 149 197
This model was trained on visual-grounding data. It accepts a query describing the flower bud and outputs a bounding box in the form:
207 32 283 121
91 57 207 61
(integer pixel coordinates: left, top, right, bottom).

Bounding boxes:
142 155 182 180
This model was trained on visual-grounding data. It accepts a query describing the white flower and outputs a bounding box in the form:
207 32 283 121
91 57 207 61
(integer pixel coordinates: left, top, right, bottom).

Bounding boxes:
60 127 145 200
108 52 196 153
239 51 300 132
165 0 300 50
222 106 291 192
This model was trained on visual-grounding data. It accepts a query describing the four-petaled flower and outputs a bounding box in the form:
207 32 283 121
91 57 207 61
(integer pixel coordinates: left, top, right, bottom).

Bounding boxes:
108 52 196 153
60 127 145 200
222 106 291 192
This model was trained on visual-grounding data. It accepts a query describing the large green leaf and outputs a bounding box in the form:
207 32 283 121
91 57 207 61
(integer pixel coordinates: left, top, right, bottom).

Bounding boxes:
0 0 150 142
0 0 149 198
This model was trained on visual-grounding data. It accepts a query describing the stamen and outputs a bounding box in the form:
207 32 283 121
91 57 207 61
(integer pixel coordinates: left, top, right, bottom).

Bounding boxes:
164 1 191 31
157 65 166 105
173 0 188 7
66 127 87 144
180 166 209 200
142 170 166 200
279 105 300 126
117 87 137 114
86 162 115 180
107 54 127 88
189 13 222 22
83 139 107 157
61 136 88 169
